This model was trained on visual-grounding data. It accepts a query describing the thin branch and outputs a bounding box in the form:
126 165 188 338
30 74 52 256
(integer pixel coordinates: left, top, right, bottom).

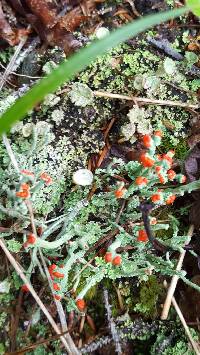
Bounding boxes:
38 249 80 355
0 33 28 90
161 225 194 320
0 238 72 352
163 281 200 355
2 135 20 173
0 62 40 79
94 90 199 109
103 288 122 355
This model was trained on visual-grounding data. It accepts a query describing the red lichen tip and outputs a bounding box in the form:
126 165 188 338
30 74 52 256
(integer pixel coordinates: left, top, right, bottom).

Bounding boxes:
158 173 166 184
154 130 162 138
135 176 148 186
54 294 61 301
27 233 36 244
76 299 86 311
142 134 153 148
49 264 57 273
21 284 29 292
16 190 30 199
151 193 163 203
21 169 34 177
155 166 162 173
162 154 173 168
167 169 176 181
104 252 113 263
53 271 64 279
168 150 175 157
40 172 53 185
21 183 30 191
53 283 61 291
112 255 122 266
114 187 127 199
166 195 176 205
137 229 148 242
140 153 155 168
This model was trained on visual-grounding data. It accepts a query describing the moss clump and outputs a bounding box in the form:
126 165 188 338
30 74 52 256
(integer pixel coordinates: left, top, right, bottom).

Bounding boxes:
159 136 189 160
133 276 163 318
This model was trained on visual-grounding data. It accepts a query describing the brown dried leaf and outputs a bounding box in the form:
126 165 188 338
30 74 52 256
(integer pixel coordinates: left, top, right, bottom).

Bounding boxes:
179 275 200 322
86 314 96 333
0 3 17 45
185 143 200 228
188 115 200 148
185 144 200 182
24 0 92 54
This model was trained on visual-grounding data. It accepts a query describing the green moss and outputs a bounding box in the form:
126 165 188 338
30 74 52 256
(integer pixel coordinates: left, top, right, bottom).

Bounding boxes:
160 136 189 160
133 276 163 318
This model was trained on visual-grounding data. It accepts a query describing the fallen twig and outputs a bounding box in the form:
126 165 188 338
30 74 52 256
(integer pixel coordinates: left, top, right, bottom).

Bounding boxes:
163 281 200 355
38 249 80 354
0 238 72 352
147 36 200 77
94 90 199 109
103 288 122 355
161 225 194 320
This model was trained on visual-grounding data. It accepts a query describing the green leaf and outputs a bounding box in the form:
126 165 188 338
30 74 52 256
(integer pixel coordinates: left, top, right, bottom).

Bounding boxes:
0 7 187 134
186 0 200 16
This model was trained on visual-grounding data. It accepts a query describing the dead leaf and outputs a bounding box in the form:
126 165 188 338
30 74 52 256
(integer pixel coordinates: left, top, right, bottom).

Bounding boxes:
188 115 200 148
185 144 200 182
0 3 17 45
86 314 96 333
185 144 200 228
9 0 93 54
179 275 200 322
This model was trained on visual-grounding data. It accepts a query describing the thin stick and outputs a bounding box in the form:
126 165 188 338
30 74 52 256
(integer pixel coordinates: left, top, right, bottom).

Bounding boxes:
0 33 28 90
103 288 122 355
26 198 79 355
38 249 80 355
2 127 78 353
2 135 20 173
161 225 194 320
163 281 200 355
0 238 71 352
94 90 199 109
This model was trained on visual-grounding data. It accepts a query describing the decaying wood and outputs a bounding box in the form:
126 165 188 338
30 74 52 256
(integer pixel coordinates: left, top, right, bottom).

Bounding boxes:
161 225 194 320
0 2 19 45
163 281 200 355
7 0 95 54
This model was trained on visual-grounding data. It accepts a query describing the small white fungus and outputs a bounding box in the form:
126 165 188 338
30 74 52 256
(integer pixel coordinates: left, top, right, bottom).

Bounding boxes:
95 27 110 39
72 169 94 186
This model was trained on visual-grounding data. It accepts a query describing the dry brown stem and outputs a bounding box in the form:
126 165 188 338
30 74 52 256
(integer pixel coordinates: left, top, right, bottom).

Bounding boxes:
94 90 199 109
161 225 194 320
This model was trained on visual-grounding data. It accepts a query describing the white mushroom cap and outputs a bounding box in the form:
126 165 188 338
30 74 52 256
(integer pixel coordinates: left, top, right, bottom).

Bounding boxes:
95 27 110 39
72 169 94 186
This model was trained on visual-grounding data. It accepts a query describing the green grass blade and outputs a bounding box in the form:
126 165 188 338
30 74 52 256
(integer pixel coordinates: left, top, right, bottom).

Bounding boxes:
186 0 200 16
0 7 187 134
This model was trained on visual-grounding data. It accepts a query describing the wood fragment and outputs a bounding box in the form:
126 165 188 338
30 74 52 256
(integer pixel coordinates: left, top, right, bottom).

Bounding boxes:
161 225 194 320
94 90 199 109
163 281 200 355
0 238 73 352
147 36 200 77
0 2 17 45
